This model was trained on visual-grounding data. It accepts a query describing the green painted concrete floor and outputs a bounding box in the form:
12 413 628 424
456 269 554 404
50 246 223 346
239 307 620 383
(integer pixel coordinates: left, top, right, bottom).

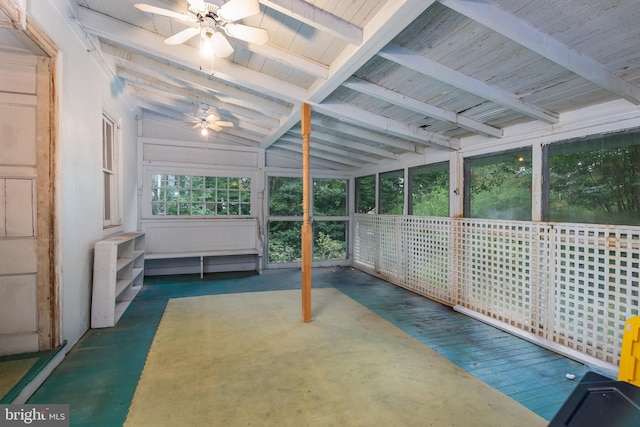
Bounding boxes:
0 344 65 403
27 267 588 426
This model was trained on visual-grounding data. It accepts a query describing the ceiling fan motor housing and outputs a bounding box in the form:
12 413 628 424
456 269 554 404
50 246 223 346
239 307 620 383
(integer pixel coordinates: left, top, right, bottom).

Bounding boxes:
189 3 226 23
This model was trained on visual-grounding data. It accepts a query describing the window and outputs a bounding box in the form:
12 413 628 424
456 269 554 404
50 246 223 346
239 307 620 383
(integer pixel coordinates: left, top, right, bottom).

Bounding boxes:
546 132 640 225
355 175 376 214
267 176 349 263
409 162 449 216
102 113 119 227
465 149 532 220
268 176 303 217
314 178 347 216
151 174 251 216
268 176 303 263
313 178 348 260
268 221 302 263
379 170 404 214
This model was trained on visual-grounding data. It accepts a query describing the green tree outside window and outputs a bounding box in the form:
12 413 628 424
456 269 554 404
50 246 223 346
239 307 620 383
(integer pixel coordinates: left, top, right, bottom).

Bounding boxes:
410 162 449 216
355 175 376 214
548 133 640 225
379 170 404 214
467 149 532 220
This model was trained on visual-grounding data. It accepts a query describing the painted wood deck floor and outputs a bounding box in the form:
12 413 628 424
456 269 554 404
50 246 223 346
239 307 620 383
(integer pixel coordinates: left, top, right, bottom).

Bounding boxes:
28 267 589 426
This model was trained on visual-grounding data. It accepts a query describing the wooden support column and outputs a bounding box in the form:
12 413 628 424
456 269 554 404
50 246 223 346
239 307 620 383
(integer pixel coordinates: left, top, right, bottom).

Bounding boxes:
301 103 312 322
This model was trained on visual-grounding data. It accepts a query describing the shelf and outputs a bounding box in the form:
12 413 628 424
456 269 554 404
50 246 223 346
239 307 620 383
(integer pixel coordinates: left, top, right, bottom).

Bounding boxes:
92 232 145 328
116 257 133 272
115 279 130 300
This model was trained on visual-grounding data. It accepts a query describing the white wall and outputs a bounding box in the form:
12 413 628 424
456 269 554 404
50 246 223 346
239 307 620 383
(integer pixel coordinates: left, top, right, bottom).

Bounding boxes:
27 0 138 348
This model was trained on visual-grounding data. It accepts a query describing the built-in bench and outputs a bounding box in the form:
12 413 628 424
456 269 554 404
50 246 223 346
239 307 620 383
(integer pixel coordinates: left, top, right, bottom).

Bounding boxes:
141 218 263 278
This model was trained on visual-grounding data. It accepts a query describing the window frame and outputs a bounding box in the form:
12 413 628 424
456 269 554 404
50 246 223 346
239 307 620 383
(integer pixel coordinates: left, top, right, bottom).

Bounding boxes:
312 177 349 261
408 161 450 216
378 169 405 215
149 173 252 217
141 167 257 219
355 174 376 214
543 130 640 225
266 173 351 267
102 111 121 228
464 147 533 220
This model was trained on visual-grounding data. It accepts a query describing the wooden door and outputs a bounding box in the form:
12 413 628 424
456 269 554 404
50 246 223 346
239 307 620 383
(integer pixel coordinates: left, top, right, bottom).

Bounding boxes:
0 49 39 354
0 40 57 354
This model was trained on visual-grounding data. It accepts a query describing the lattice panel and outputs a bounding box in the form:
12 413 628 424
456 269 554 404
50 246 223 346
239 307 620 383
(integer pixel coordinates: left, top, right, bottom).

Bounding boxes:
551 224 640 365
353 214 640 368
402 217 454 304
353 215 402 283
376 216 403 283
353 214 378 274
455 220 545 332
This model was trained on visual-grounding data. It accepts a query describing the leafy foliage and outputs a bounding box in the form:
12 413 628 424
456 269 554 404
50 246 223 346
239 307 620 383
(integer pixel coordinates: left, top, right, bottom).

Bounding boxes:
313 223 347 261
268 177 348 263
355 175 376 213
379 170 404 214
268 221 302 263
314 179 347 216
549 143 640 225
468 150 532 220
411 163 449 216
269 176 303 216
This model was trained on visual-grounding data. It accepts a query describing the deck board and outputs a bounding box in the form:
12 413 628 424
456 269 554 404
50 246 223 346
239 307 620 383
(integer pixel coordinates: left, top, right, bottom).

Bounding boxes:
29 267 587 424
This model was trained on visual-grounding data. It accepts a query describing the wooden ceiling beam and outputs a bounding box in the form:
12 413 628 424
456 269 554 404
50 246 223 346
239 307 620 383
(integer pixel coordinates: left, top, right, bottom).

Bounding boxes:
275 141 364 167
120 71 281 129
343 76 503 138
267 147 354 170
258 0 436 151
261 0 362 45
289 127 397 159
117 68 276 133
76 6 307 103
378 44 560 124
310 114 417 152
101 41 291 118
314 101 460 150
280 135 381 164
440 0 640 105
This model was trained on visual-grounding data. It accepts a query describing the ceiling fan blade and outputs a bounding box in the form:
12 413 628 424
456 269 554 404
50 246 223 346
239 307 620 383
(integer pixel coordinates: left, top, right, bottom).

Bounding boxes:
224 23 269 45
187 0 208 14
218 0 260 22
210 32 235 58
216 121 234 127
134 4 196 22
192 123 201 129
205 114 221 122
165 27 201 45
207 123 224 132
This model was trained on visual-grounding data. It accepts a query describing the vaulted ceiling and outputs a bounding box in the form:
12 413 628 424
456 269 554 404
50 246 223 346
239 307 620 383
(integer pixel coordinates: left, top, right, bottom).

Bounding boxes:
71 0 640 170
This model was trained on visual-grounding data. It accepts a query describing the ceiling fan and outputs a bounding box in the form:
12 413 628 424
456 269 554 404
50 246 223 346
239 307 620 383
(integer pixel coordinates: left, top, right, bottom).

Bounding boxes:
134 0 268 58
188 104 234 135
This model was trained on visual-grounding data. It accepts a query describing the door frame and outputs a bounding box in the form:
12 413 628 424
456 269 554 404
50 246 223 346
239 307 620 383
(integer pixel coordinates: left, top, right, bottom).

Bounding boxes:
1 0 60 350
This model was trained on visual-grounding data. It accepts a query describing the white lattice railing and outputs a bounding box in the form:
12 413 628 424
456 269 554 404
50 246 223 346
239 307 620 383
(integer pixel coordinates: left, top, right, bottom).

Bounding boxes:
353 214 640 369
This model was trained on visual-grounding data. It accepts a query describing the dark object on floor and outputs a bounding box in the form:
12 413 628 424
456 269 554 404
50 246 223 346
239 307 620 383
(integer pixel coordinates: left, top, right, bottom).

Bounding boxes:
548 371 640 427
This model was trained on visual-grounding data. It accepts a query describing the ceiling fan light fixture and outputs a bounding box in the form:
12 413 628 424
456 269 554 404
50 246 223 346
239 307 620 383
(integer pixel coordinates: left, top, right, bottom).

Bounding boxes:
200 27 216 57
218 0 260 22
210 31 235 57
201 127 209 136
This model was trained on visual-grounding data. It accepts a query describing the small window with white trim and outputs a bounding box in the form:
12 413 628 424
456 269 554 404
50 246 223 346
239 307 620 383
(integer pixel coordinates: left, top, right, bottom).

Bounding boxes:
102 113 120 227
